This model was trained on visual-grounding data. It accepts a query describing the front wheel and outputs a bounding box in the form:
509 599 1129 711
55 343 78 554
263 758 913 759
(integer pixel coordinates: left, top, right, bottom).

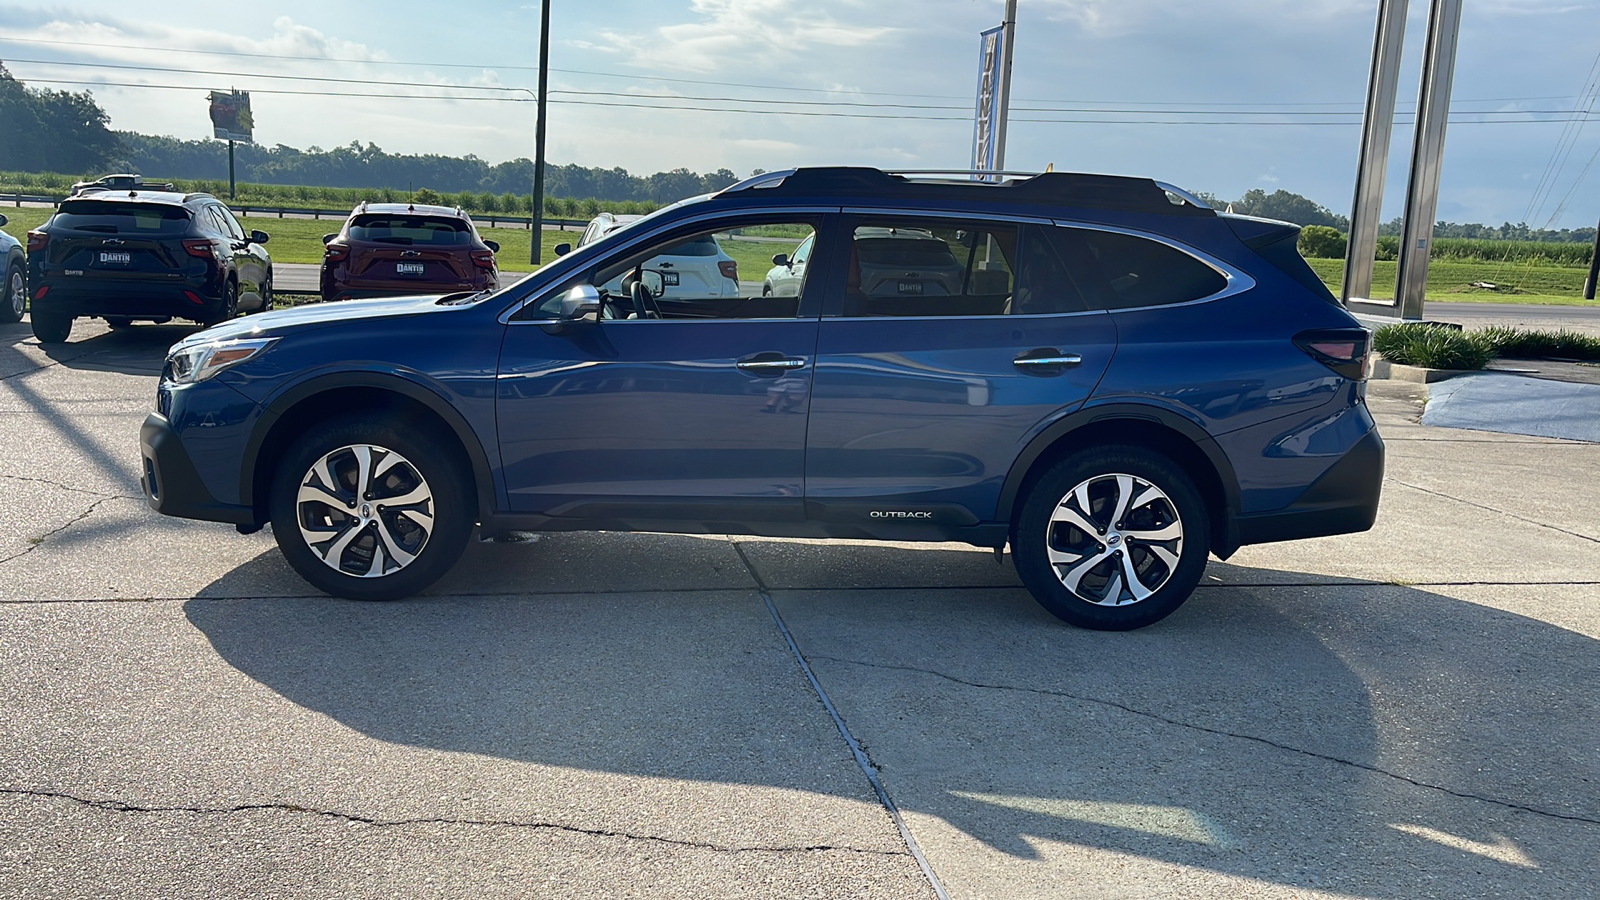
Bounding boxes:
1012 447 1210 631
269 418 474 601
0 261 24 324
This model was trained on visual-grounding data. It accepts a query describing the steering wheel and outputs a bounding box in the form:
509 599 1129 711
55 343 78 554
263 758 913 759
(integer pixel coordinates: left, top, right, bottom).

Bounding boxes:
623 268 664 319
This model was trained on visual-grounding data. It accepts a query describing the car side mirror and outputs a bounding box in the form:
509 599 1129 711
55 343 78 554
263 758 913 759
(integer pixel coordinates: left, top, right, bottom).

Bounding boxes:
322 233 337 245
554 242 572 257
559 284 601 319
484 240 500 253
639 270 666 298
0 214 8 227
771 253 790 268
250 230 270 245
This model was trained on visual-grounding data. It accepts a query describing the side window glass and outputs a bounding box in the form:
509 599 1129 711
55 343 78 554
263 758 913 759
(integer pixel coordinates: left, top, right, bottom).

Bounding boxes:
545 219 821 320
843 220 1015 317
220 207 247 241
792 235 814 266
1051 227 1227 310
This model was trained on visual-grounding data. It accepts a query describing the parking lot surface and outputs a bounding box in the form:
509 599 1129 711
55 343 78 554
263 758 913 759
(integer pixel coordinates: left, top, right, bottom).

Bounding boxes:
2 320 1596 898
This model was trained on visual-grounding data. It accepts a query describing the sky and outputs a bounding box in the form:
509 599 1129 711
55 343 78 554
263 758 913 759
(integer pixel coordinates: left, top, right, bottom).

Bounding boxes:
2 0 1599 227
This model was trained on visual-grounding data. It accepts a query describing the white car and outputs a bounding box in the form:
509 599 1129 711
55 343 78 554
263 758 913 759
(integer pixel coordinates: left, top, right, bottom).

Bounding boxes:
762 231 814 298
578 212 740 299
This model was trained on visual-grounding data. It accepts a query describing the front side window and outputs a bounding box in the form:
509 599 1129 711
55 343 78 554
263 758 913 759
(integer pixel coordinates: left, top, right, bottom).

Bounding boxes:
842 219 1087 317
566 218 822 320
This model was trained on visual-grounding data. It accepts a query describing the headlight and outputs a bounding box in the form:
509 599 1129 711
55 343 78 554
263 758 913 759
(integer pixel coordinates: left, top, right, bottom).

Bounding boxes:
165 337 277 384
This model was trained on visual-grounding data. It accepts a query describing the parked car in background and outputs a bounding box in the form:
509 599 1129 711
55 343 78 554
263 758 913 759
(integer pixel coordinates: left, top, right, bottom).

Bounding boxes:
576 212 740 304
0 214 25 324
26 190 272 343
320 203 499 303
762 231 814 297
140 166 1382 631
70 174 175 196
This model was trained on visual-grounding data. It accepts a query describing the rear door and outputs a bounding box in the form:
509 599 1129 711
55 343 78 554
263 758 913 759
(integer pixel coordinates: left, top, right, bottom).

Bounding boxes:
212 205 269 308
804 213 1118 526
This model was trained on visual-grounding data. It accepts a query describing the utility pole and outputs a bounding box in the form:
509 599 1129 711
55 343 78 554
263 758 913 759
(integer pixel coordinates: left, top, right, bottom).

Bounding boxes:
227 139 236 200
1585 213 1600 300
993 0 1018 171
530 0 551 266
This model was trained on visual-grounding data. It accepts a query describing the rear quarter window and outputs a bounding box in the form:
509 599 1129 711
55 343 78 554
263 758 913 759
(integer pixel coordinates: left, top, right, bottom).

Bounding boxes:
53 201 189 235
349 215 472 246
1052 227 1228 310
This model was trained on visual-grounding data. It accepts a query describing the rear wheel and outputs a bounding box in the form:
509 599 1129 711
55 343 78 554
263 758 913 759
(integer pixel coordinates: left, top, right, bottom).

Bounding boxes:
30 309 72 344
203 281 238 326
0 261 23 324
269 417 474 601
1012 446 1210 631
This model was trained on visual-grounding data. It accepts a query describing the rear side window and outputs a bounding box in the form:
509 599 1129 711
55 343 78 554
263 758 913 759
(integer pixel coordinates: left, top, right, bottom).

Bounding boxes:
1051 227 1227 310
53 201 188 235
349 215 472 246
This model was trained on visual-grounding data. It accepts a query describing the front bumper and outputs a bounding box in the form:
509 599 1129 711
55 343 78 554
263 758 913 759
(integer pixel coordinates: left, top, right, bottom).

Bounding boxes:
1234 426 1385 546
140 412 256 526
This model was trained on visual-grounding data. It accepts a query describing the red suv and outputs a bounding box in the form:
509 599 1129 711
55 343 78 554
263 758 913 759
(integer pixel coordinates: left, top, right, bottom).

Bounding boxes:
320 203 499 302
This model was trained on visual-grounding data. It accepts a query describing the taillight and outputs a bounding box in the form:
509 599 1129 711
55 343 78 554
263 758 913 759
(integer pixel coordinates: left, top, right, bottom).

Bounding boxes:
324 243 349 263
470 249 495 270
183 239 214 259
719 260 738 281
1294 328 1371 381
26 231 48 254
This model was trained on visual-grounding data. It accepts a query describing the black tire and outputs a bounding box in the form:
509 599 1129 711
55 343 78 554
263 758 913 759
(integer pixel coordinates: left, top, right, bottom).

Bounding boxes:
0 261 24 324
30 309 72 344
203 281 238 326
1012 446 1210 631
269 416 474 601
105 316 135 330
258 272 274 312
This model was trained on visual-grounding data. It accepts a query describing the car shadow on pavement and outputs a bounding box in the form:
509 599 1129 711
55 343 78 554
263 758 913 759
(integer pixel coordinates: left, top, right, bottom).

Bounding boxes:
34 323 202 376
184 549 1598 898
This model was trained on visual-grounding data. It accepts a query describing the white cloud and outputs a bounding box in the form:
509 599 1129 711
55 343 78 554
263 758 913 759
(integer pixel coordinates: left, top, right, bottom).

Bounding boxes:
595 0 897 73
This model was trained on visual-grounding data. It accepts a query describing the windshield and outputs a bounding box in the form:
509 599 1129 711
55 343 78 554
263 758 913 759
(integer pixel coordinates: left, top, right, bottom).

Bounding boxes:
53 201 188 235
349 215 473 245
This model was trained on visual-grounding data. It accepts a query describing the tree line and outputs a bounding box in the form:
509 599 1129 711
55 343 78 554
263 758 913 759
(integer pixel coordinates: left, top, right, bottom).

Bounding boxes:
2 62 1592 242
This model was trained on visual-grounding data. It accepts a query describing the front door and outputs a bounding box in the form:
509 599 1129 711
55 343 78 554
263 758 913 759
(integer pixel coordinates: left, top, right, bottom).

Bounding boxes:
496 213 830 522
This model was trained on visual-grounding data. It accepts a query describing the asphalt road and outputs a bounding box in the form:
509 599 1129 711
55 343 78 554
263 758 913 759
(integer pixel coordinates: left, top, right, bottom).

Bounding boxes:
2 317 1598 898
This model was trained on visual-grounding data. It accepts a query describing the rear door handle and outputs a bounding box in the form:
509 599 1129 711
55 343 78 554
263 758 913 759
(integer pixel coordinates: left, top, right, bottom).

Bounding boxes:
1013 349 1083 372
736 352 806 377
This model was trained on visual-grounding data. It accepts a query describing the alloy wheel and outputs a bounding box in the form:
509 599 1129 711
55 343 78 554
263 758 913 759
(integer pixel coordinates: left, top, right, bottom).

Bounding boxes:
294 444 435 578
1045 472 1184 607
6 267 23 319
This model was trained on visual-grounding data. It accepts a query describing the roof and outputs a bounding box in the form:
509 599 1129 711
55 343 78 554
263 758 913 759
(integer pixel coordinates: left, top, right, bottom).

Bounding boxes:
61 190 209 206
355 203 467 218
718 166 1215 217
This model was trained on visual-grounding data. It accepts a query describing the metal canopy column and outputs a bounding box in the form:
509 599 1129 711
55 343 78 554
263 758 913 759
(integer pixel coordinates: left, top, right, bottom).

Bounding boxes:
1344 0 1466 322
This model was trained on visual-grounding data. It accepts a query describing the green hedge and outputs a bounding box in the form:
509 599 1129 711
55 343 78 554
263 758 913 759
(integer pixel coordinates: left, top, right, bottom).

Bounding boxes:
1374 323 1600 369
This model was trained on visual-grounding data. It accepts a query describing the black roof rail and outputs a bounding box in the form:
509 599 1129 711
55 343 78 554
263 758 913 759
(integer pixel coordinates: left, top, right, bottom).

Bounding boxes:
720 166 1214 216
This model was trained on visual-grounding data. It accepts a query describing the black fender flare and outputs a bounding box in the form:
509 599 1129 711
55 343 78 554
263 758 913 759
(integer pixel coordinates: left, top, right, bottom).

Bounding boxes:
995 402 1243 554
240 370 497 520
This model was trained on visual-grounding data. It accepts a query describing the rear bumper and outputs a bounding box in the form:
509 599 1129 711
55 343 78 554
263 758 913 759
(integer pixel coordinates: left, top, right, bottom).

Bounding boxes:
1234 426 1385 546
323 273 496 303
34 281 225 320
139 412 256 526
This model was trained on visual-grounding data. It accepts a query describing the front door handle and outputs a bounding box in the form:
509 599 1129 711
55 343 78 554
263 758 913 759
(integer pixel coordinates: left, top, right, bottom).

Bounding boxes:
736 352 806 377
1013 349 1083 373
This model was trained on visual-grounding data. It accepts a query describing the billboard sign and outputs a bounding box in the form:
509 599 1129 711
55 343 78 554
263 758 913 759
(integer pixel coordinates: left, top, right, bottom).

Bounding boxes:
971 25 1006 180
208 90 253 144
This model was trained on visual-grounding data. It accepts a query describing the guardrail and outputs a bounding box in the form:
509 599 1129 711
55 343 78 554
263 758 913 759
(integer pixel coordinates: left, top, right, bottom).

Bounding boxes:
0 193 590 229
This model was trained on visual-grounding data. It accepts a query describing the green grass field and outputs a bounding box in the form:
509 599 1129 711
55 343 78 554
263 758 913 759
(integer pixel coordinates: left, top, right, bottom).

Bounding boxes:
4 205 1594 304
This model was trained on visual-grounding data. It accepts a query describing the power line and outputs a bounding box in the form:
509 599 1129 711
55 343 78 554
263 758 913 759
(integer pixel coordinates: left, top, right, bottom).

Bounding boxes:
18 76 1599 127
0 34 1578 110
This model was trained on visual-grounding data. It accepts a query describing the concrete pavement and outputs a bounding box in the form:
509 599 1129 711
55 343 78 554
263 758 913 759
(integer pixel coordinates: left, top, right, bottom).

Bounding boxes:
1 318 1596 898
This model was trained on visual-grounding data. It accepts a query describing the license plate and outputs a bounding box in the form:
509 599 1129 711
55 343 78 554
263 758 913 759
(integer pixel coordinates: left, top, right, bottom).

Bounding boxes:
662 272 680 286
99 252 131 265
396 263 425 275
897 281 923 294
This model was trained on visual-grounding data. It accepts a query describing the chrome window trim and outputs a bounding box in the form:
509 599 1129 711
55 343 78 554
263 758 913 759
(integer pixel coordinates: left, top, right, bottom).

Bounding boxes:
1153 182 1213 210
1048 219 1256 311
499 205 840 325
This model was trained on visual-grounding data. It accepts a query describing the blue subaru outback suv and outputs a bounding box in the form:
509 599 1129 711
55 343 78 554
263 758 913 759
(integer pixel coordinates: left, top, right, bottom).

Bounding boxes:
139 168 1381 630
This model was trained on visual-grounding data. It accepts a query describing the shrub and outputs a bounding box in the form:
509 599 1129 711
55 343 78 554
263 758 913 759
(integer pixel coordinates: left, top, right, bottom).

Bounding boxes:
1298 225 1347 259
1472 326 1600 361
1373 323 1491 370
414 187 440 205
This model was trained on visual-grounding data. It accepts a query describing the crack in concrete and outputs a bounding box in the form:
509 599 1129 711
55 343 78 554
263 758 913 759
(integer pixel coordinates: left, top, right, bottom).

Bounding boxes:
808 654 1600 828
0 473 132 499
0 787 907 857
0 495 141 565
1394 479 1600 545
